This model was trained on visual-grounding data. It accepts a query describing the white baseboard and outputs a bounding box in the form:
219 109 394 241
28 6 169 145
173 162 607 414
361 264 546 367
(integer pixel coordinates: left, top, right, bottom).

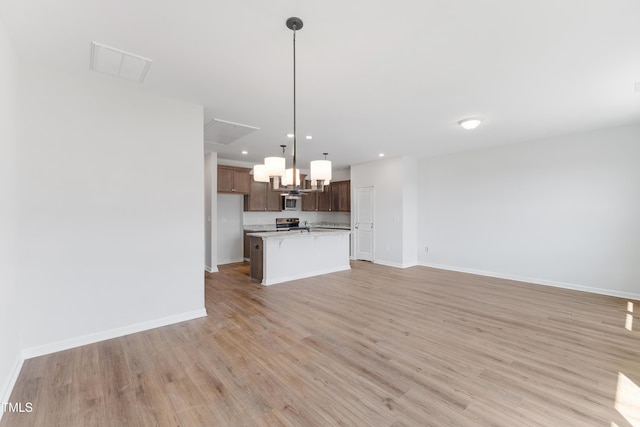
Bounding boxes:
420 262 640 301
21 308 208 360
217 257 245 265
205 265 218 273
0 355 25 421
374 259 418 269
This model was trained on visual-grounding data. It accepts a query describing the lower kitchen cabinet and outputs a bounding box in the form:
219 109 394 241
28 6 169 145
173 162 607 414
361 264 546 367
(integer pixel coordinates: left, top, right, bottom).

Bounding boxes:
243 231 250 260
249 236 263 282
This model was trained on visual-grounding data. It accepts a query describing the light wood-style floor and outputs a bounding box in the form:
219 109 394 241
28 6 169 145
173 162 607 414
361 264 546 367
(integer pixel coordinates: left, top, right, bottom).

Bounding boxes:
3 261 639 426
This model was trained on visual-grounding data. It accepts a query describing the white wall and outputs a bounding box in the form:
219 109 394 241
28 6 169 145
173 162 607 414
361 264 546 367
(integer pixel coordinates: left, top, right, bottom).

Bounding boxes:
0 14 22 406
418 124 640 299
217 194 244 264
204 152 218 272
402 158 418 267
351 156 418 268
17 66 206 355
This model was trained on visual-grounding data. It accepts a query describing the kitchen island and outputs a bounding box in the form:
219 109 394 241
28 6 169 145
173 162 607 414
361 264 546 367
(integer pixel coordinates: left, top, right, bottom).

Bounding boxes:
247 229 350 285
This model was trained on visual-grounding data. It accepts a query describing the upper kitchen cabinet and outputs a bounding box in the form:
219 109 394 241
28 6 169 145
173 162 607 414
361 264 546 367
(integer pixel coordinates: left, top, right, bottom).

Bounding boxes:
331 180 351 212
317 186 332 212
244 180 281 211
301 190 318 211
217 166 251 194
304 180 350 212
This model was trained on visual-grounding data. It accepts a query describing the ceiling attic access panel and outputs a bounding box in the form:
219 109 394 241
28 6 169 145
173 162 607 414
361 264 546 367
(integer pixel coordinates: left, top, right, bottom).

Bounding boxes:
204 118 259 145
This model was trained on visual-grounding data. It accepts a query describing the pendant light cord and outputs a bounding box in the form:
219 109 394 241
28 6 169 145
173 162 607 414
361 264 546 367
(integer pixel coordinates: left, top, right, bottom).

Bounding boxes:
292 23 298 188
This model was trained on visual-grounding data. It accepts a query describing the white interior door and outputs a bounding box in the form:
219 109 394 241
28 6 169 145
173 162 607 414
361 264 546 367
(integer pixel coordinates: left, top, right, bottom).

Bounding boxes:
355 187 374 261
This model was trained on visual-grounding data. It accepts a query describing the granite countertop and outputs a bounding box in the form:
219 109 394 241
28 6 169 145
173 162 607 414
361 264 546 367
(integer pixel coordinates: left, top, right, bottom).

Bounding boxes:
313 222 351 230
244 224 278 232
246 229 350 239
244 223 351 232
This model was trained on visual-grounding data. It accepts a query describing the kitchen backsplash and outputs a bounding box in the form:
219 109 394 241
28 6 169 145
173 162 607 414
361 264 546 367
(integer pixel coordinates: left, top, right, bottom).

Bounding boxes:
316 211 350 225
242 210 350 227
242 210 317 226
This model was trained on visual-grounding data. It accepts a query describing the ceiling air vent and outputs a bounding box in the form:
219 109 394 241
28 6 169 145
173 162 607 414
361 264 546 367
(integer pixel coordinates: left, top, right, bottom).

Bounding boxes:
90 42 152 83
204 119 259 145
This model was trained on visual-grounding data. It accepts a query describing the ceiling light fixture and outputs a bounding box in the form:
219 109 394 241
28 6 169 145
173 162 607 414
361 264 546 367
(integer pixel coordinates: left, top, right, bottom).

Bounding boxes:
458 117 483 130
252 17 331 194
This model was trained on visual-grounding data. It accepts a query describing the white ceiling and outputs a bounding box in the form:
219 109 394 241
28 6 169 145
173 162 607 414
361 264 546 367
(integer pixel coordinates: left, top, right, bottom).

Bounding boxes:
2 0 639 170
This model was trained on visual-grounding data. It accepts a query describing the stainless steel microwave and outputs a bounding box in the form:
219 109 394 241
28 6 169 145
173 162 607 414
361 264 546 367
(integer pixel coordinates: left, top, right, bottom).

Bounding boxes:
282 195 299 211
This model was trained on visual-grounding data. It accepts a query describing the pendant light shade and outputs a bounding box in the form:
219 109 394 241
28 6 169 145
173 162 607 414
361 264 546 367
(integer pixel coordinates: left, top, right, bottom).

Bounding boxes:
264 156 285 177
252 164 269 183
310 159 332 182
282 168 301 187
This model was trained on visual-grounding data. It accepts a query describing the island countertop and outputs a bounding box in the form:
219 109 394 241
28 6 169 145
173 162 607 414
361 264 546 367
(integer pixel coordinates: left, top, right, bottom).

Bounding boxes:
246 229 350 239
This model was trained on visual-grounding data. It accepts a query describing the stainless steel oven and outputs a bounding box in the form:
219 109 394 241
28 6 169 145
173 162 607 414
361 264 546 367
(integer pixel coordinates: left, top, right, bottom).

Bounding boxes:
276 217 300 230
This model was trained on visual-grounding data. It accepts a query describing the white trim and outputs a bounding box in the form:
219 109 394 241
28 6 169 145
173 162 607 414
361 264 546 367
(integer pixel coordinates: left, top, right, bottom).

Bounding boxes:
354 186 375 262
420 262 640 301
262 265 351 286
0 356 25 421
205 265 218 273
217 257 245 265
374 259 417 269
21 308 207 359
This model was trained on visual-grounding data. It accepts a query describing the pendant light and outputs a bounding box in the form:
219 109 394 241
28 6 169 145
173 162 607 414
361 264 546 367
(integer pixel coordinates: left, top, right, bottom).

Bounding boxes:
253 17 332 193
252 164 269 183
310 152 332 189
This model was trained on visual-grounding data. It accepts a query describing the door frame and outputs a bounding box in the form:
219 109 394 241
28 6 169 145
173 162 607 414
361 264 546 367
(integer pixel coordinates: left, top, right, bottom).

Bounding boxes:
354 186 374 262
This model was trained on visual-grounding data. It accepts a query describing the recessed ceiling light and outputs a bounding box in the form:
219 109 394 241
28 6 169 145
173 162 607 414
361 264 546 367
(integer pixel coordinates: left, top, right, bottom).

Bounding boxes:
458 117 483 130
305 135 313 140
241 150 248 155
378 153 385 157
287 133 294 138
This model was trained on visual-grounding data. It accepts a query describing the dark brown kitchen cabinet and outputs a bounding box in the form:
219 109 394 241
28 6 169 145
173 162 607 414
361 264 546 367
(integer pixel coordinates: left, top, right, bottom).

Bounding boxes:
243 231 250 260
249 236 263 282
217 166 251 194
244 180 281 211
317 186 332 211
301 190 318 211
331 180 351 212
306 180 350 212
